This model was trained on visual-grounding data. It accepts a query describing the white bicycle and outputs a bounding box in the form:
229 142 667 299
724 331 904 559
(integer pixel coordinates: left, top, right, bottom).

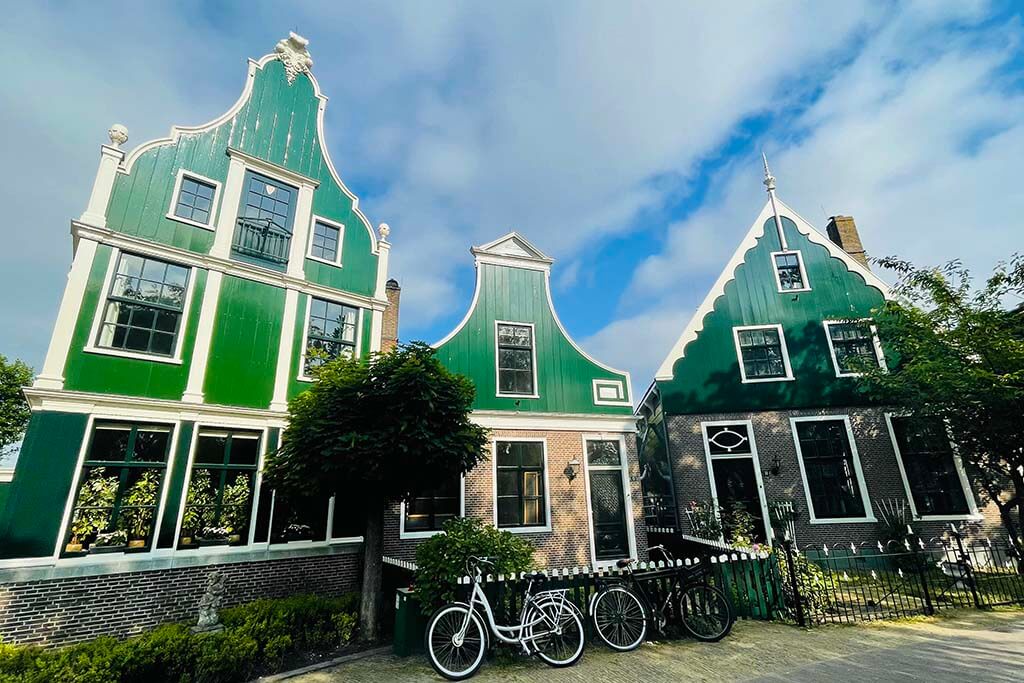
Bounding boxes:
424 556 586 680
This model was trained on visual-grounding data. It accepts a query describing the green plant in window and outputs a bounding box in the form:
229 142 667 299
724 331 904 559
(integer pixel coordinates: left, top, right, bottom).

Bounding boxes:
685 499 723 541
120 469 160 546
220 473 252 537
183 470 214 540
723 501 757 549
69 467 119 549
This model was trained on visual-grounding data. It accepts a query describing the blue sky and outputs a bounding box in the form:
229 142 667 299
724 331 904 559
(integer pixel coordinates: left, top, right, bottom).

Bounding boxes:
1 1 1022 390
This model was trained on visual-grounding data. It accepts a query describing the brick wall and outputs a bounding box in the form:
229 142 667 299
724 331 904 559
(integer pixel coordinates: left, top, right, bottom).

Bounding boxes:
0 549 361 647
384 428 648 569
664 406 1003 549
382 279 401 351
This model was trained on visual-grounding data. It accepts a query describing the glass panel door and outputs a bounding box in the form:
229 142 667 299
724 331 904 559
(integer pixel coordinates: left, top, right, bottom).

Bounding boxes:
589 470 629 561
711 458 768 544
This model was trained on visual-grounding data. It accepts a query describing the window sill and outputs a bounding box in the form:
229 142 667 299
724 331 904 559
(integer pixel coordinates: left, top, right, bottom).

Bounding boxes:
83 346 183 365
306 254 344 269
808 516 878 525
399 529 444 540
915 514 985 522
740 376 795 384
501 525 552 534
165 212 216 232
777 287 812 294
496 393 541 400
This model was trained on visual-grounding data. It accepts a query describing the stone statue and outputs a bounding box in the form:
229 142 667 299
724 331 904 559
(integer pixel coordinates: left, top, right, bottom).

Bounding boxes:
192 570 226 633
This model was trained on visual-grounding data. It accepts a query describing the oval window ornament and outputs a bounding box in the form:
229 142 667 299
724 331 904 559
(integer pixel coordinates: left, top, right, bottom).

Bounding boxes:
708 426 748 453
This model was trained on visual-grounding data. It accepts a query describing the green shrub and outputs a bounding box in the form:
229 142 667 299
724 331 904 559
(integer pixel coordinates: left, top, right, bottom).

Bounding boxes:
0 592 360 683
414 517 534 611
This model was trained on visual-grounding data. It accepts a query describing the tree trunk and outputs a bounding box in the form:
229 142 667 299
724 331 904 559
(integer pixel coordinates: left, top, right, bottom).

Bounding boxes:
358 501 385 642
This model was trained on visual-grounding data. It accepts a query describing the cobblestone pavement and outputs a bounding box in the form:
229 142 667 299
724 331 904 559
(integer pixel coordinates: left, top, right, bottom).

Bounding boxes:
292 609 1024 682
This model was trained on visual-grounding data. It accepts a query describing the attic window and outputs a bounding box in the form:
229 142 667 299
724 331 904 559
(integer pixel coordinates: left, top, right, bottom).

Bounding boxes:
496 322 536 397
772 251 810 292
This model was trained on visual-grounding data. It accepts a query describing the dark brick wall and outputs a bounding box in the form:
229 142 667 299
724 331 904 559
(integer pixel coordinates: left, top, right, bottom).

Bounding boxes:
384 429 648 569
0 550 361 647
664 406 1003 549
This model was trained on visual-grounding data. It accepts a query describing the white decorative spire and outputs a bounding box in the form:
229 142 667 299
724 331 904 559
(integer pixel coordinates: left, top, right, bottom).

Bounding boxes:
378 223 391 242
107 124 128 148
274 32 313 85
762 151 788 250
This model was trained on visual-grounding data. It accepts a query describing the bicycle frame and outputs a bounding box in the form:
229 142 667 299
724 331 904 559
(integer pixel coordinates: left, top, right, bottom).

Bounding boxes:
456 574 572 650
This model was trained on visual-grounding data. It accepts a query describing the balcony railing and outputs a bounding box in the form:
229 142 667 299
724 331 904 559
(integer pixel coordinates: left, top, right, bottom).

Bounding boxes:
231 217 291 267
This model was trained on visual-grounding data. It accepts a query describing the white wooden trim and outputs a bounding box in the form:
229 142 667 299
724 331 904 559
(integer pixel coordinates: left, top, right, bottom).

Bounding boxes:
288 184 315 279
769 249 811 293
296 295 364 382
654 197 893 380
700 420 773 543
35 239 100 390
494 320 540 399
790 415 876 524
79 145 124 228
471 411 637 433
181 270 223 403
592 379 631 407
165 168 222 231
823 319 887 378
732 324 795 384
432 265 481 347
492 437 552 533
83 247 200 365
306 215 345 267
399 476 466 540
883 413 981 522
271 288 300 411
581 433 638 567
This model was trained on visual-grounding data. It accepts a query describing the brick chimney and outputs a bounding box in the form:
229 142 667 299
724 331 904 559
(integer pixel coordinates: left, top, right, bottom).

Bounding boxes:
382 278 401 351
826 215 869 270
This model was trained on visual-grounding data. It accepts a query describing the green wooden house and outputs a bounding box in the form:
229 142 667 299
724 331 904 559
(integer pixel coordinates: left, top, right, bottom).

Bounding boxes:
0 35 393 580
637 161 993 549
383 233 647 569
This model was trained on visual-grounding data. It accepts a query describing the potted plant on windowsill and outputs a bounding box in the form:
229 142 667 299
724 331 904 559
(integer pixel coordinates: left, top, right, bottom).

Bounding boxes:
91 529 128 554
121 470 160 550
198 526 231 547
181 470 214 547
282 523 314 542
221 473 252 545
65 467 119 553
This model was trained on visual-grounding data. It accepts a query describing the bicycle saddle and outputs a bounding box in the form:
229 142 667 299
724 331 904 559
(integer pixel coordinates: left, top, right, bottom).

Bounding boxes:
523 571 548 582
616 558 635 569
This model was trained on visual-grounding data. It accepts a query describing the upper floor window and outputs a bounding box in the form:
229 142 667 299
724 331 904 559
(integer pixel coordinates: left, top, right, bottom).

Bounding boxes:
772 251 809 292
496 322 535 396
495 440 547 529
825 321 884 376
303 297 359 377
97 253 190 357
403 477 461 535
890 417 970 517
308 219 343 265
792 417 871 521
733 325 792 382
171 174 218 227
62 422 172 556
232 171 297 269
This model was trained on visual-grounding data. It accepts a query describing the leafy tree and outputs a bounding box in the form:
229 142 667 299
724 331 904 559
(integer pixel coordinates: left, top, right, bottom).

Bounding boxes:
0 355 33 465
262 342 489 640
855 255 1024 547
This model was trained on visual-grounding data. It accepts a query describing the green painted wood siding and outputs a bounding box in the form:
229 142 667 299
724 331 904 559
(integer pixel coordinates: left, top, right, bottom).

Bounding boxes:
105 59 378 296
435 263 631 415
63 245 208 399
203 275 285 408
658 217 886 415
0 411 89 559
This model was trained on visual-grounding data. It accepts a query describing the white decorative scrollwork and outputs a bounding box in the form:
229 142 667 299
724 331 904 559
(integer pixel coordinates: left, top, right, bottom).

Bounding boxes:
707 426 749 453
274 32 313 85
108 124 128 148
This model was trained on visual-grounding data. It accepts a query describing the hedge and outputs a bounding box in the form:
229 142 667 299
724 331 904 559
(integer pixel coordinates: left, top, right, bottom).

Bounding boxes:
0 593 359 683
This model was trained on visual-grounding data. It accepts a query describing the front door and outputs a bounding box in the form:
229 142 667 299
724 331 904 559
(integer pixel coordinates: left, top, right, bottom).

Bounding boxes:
586 439 631 562
711 458 768 543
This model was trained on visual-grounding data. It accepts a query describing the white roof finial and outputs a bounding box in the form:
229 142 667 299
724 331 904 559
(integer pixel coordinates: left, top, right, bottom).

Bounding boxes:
274 32 313 85
762 152 776 193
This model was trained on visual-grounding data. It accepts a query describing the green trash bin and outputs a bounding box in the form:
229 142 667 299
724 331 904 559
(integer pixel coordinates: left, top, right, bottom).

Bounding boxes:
393 588 429 657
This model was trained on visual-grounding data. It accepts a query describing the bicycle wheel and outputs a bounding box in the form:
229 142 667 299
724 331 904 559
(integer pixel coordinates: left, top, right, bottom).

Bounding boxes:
678 584 733 642
591 586 647 651
524 599 586 667
425 604 488 680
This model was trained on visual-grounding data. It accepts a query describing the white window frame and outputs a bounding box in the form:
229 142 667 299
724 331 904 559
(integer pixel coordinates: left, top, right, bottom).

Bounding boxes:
297 294 364 382
732 324 795 384
494 320 539 399
306 215 345 267
492 437 551 533
883 413 982 522
790 415 876 524
83 247 198 365
52 414 183 562
823 319 887 378
399 476 466 540
592 379 630 407
582 433 638 567
770 250 811 293
166 168 222 231
700 420 774 543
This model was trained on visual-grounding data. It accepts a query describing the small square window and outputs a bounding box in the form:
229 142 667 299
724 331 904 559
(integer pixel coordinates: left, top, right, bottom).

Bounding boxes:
173 176 217 226
825 321 883 376
310 221 341 263
734 326 791 381
773 251 808 291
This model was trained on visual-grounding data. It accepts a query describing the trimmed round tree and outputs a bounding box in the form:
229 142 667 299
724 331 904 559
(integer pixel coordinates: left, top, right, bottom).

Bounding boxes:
262 342 489 640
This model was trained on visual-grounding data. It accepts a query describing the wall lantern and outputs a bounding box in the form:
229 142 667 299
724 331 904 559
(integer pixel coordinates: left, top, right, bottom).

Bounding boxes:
761 454 781 478
563 459 580 482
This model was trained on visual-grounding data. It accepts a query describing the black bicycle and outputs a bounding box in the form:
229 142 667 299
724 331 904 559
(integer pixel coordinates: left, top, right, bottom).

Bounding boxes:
589 545 733 651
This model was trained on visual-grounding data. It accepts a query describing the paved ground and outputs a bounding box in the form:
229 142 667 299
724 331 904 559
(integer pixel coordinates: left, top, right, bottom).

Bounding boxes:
291 609 1024 682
